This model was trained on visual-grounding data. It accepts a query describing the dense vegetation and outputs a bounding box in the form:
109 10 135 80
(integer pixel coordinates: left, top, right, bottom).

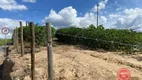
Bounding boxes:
0 39 12 46
12 24 142 52
15 26 55 46
55 25 142 52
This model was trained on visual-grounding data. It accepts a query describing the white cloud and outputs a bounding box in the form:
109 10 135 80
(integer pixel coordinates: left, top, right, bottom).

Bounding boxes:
109 14 120 19
44 7 79 27
91 0 108 12
43 5 142 32
100 16 107 24
22 0 36 3
0 18 26 39
43 6 107 28
78 13 96 27
108 8 142 31
0 31 12 40
0 0 27 11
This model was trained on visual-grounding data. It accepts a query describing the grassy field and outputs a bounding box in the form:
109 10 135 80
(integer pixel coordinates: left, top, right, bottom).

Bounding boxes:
0 39 12 46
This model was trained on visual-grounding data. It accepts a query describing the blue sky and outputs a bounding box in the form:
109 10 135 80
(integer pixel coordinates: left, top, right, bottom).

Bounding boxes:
0 0 142 38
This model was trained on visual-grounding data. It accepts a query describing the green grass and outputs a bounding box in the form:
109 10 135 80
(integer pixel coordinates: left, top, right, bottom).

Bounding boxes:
0 39 12 46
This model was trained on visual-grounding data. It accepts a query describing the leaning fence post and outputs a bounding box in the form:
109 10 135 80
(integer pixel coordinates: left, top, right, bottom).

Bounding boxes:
46 22 53 80
20 21 24 56
30 22 35 80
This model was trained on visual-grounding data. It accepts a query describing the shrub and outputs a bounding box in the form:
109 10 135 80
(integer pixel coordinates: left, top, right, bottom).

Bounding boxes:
55 25 142 51
13 26 55 46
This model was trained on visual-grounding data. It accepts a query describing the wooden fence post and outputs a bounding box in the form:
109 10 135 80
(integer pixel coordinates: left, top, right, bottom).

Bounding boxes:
12 30 16 45
6 47 9 57
16 27 19 54
46 22 53 80
20 21 24 56
30 22 35 80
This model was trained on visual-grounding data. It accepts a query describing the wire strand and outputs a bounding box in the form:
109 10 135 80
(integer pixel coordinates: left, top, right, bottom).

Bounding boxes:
55 33 141 47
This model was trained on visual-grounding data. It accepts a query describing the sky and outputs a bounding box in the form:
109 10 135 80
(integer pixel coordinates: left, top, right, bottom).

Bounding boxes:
0 0 142 39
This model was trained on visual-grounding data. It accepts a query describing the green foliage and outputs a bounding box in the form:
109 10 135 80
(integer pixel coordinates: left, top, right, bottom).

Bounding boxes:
0 39 12 46
0 39 5 46
88 24 96 30
15 26 55 46
55 25 142 51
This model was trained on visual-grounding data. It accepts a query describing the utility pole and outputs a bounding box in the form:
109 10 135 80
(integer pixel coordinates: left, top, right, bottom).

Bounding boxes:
97 1 99 27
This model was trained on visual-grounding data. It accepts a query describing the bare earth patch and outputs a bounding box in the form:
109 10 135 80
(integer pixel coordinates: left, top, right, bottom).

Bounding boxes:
1 45 142 80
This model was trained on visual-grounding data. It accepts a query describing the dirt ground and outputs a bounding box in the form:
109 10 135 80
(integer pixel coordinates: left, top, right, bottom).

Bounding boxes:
0 44 142 80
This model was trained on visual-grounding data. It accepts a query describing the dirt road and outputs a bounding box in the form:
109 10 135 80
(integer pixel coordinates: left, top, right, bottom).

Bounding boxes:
7 45 142 80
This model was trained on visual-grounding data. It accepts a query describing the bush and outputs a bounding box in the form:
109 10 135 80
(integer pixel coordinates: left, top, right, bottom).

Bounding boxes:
13 26 55 46
55 25 142 51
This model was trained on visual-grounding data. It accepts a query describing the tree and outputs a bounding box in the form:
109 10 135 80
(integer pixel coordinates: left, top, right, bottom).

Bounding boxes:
88 24 96 30
97 25 104 30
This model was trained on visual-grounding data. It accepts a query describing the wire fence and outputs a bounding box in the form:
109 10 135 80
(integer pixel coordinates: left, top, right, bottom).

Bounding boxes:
2 30 141 52
55 33 142 52
56 33 137 46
